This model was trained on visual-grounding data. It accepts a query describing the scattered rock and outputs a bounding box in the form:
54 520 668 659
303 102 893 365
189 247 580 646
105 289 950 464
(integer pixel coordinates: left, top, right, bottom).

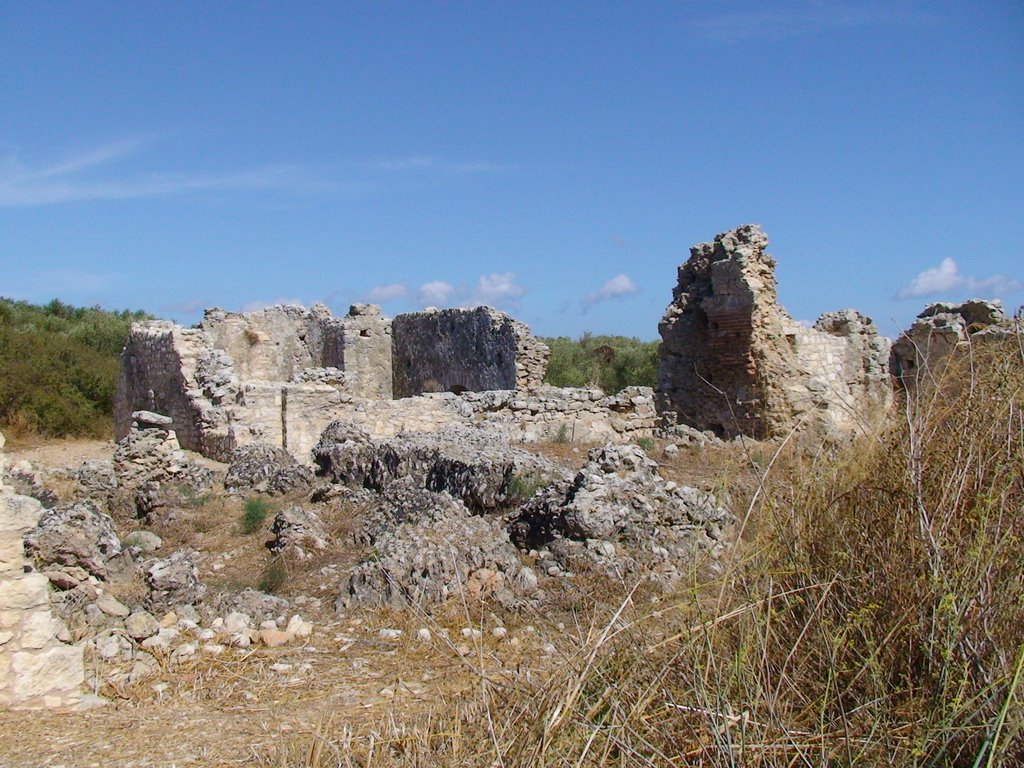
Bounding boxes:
266 507 328 558
224 444 314 495
125 611 161 641
24 500 122 579
145 551 205 612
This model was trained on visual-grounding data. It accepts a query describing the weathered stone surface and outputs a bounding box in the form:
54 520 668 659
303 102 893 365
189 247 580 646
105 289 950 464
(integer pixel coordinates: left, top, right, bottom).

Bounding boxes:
507 444 731 583
1 435 87 710
340 480 528 610
23 500 121 579
112 421 213 492
4 462 58 508
145 551 205 611
313 422 559 511
657 225 892 439
75 460 118 496
224 444 313 495
267 507 328 558
392 306 548 397
890 300 1018 389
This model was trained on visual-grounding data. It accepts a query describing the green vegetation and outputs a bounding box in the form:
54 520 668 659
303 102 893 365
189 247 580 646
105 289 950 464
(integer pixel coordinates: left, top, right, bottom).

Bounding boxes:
0 297 150 438
259 558 288 593
542 333 658 394
241 497 272 534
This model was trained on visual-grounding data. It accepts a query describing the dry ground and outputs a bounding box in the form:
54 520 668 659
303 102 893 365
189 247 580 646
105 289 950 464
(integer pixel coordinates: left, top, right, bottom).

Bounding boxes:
0 436 750 768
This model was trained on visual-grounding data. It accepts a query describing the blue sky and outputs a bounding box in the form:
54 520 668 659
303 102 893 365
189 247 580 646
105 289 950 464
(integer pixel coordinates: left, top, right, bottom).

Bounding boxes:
1 1 1021 339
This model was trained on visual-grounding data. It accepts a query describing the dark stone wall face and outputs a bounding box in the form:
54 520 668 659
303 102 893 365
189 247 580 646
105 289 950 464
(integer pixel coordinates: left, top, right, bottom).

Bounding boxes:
392 307 521 398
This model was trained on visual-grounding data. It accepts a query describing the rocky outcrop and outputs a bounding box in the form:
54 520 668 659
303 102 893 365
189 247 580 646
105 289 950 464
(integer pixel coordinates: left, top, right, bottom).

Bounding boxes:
267 507 329 558
506 444 730 584
657 225 891 439
340 480 531 610
313 423 559 512
890 300 1018 390
23 500 122 580
224 444 314 495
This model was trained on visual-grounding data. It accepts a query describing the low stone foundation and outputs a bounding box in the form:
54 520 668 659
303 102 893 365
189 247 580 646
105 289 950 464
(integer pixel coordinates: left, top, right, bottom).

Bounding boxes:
0 431 86 710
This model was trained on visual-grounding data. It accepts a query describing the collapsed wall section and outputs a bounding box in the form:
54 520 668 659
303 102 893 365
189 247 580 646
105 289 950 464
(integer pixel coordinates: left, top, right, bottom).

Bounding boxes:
657 225 891 439
391 307 549 398
890 300 1017 392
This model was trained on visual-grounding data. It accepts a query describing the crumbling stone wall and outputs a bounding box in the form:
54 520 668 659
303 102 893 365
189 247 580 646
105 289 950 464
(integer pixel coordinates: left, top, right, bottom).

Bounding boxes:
0 431 86 710
391 307 549 398
338 304 393 399
657 225 891 439
890 300 1017 392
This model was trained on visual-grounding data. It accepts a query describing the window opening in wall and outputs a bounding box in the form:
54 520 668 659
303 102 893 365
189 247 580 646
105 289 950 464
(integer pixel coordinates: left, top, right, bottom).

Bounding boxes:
360 329 370 337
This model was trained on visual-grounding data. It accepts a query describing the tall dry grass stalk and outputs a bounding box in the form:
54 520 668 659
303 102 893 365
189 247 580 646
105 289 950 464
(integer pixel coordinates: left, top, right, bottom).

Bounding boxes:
270 333 1023 767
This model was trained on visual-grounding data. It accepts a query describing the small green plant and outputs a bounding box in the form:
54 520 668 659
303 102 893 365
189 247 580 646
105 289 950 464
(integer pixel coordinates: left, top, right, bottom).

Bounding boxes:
259 558 287 593
635 436 655 452
506 472 547 502
241 497 272 534
553 422 570 444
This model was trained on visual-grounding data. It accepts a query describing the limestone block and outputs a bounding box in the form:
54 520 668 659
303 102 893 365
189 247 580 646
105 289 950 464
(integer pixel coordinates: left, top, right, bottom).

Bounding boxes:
11 644 84 698
0 573 51 611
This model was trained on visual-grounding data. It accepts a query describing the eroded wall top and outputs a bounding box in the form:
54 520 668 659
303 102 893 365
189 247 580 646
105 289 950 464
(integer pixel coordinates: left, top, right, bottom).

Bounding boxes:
657 224 891 439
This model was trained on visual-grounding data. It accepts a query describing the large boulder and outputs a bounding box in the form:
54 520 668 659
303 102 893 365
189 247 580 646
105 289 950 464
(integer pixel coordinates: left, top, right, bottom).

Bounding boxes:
145 551 205 611
23 500 122 579
266 507 328 558
224 444 314 495
313 422 558 511
339 479 530 610
507 444 731 582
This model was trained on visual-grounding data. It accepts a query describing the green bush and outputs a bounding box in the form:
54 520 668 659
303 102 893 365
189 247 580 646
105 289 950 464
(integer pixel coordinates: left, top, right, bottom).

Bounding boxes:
241 498 272 534
542 333 658 394
0 297 150 438
259 558 287 593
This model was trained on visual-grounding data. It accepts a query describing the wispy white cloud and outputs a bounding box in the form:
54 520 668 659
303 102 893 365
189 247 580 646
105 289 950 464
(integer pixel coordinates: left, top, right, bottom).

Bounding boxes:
364 283 408 303
416 281 457 307
414 272 528 311
582 274 639 310
471 272 526 309
896 257 1022 300
378 155 509 174
695 1 942 43
0 138 329 207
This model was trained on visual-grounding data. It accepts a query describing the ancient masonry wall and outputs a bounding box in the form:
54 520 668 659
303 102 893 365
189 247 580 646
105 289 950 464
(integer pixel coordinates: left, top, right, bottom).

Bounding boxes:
391 307 549 398
0 431 85 710
657 225 891 439
890 300 1017 392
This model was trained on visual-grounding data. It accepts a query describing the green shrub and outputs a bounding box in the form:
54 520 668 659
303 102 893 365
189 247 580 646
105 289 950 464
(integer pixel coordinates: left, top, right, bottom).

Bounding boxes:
0 297 150 438
241 498 272 534
259 558 287 593
542 333 658 394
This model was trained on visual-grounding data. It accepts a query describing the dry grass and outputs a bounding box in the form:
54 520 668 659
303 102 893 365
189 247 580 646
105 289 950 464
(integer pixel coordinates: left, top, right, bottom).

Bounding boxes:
265 335 1023 767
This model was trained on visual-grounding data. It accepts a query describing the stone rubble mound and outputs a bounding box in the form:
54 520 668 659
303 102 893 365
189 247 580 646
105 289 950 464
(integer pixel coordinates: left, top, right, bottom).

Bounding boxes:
144 550 205 612
313 422 560 512
340 478 532 610
267 506 329 558
23 500 123 579
4 460 59 508
112 412 214 492
507 444 730 583
224 444 314 495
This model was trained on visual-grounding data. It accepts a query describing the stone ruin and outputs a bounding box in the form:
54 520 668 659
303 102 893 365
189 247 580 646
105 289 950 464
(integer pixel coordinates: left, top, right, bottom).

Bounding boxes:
657 224 892 439
116 303 660 464
0 430 87 710
890 299 1019 391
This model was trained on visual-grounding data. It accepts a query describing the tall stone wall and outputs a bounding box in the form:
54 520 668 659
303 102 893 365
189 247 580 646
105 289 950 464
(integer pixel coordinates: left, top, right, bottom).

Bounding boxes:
657 225 891 439
339 304 393 399
0 431 86 710
391 307 549 398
